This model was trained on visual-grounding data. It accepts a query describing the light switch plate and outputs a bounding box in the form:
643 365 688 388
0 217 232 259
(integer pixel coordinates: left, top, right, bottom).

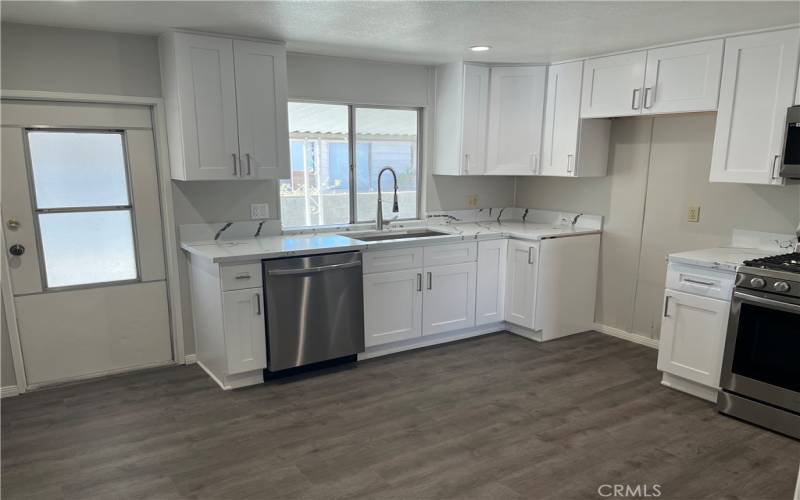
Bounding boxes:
250 203 270 220
687 205 701 223
466 194 479 208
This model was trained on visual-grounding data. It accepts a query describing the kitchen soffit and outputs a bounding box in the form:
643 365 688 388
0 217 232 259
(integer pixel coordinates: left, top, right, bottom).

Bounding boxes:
1 1 797 65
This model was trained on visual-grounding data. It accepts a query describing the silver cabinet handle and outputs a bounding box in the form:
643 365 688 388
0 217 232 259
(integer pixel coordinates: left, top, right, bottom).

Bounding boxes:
631 88 641 110
246 153 252 176
427 272 432 290
235 273 252 280
417 273 422 292
566 154 575 174
232 153 238 176
528 247 535 264
254 293 261 315
463 153 470 175
529 154 538 173
267 261 360 276
644 87 654 109
683 278 714 286
771 154 781 179
663 296 671 318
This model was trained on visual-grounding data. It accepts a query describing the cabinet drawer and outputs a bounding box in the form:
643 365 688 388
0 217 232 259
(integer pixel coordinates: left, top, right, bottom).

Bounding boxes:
363 247 423 274
220 263 262 291
666 263 734 301
423 242 477 267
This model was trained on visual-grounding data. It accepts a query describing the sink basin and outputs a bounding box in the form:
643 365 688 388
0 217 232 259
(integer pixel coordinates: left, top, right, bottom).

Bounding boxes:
345 229 451 242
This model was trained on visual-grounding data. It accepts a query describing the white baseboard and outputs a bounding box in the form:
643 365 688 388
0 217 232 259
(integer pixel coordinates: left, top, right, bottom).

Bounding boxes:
593 323 659 349
184 354 197 365
1 386 19 398
359 323 504 360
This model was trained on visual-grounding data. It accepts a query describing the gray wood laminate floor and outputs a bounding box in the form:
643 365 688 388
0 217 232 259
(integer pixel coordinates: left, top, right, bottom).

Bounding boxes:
2 331 799 500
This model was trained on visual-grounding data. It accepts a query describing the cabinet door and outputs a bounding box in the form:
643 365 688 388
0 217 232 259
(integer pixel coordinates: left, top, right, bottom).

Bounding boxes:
504 240 539 329
476 240 507 325
174 33 240 180
710 28 800 185
581 51 647 118
485 66 547 175
461 64 490 175
222 288 267 374
642 40 723 114
233 40 290 180
657 290 729 388
363 269 423 346
541 61 582 177
422 262 476 335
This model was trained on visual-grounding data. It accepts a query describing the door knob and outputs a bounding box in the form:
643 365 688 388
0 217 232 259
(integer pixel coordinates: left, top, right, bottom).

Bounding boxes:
9 244 25 256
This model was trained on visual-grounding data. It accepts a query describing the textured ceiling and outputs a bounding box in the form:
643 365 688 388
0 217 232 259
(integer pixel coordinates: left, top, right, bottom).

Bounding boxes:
2 1 798 64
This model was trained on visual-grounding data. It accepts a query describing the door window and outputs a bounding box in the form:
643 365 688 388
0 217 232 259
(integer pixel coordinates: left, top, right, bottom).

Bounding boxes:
26 130 138 288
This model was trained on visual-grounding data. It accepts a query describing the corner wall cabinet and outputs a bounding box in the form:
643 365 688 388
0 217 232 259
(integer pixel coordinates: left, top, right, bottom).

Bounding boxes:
160 32 290 181
709 28 800 185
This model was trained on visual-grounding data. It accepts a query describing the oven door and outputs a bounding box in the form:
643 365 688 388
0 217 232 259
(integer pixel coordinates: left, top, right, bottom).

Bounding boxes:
720 290 800 413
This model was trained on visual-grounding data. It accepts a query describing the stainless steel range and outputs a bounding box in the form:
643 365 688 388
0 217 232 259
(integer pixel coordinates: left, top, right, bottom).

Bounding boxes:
717 253 800 439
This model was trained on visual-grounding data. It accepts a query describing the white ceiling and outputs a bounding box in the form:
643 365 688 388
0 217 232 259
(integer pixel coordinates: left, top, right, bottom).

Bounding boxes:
2 1 798 65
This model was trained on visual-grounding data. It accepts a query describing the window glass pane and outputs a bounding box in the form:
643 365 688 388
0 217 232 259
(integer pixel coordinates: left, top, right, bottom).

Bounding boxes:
355 108 418 222
281 103 350 227
28 131 130 209
39 211 137 288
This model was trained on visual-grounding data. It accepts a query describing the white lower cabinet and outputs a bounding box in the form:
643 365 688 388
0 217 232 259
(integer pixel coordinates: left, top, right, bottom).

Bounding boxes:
222 288 267 374
476 240 507 325
657 289 729 389
363 269 423 347
505 240 539 329
423 262 477 336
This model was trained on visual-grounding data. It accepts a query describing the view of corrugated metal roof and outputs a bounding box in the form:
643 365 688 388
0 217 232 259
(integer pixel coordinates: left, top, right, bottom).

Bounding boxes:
288 102 416 136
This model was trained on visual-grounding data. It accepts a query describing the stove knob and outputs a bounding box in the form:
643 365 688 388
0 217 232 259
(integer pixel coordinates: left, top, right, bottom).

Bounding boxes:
749 277 766 288
773 281 790 293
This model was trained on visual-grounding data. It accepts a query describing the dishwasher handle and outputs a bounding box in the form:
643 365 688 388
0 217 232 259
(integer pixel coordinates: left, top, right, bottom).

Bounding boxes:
266 260 361 276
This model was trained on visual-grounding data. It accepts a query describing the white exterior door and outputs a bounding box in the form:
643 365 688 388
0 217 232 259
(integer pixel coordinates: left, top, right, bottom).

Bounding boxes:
422 262 476 335
475 239 507 325
485 66 547 175
222 288 267 374
1 101 172 388
642 39 724 114
505 240 539 329
541 61 582 177
174 33 240 180
657 290 729 388
709 28 800 185
363 269 423 346
461 64 490 175
581 51 647 118
233 39 290 180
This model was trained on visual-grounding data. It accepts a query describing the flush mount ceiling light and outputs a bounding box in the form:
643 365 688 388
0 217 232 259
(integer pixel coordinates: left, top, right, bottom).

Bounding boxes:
469 45 492 52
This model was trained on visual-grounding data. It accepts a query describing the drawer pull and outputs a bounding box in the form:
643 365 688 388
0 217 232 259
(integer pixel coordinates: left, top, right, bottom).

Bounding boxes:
664 296 671 318
417 273 422 292
235 273 252 280
683 278 714 286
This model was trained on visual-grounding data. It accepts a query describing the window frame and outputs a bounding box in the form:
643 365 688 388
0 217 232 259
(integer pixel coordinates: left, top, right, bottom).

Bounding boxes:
282 101 423 228
23 128 142 291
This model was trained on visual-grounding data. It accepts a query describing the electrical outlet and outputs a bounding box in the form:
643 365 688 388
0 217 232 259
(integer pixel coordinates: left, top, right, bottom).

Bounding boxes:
250 203 270 220
466 194 479 208
687 205 701 223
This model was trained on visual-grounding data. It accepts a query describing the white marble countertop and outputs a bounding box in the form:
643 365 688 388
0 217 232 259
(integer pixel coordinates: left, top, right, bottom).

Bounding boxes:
181 220 601 263
668 247 775 272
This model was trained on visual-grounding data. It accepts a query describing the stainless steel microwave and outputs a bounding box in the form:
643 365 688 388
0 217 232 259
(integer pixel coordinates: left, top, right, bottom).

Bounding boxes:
781 105 800 179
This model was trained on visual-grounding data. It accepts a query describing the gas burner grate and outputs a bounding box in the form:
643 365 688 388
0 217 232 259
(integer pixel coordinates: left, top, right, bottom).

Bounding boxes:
743 253 800 273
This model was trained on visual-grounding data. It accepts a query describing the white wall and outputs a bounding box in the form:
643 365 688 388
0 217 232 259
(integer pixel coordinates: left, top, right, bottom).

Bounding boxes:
515 113 800 340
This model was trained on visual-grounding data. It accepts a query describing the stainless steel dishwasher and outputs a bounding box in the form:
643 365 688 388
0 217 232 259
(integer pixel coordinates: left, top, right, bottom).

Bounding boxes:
262 251 365 372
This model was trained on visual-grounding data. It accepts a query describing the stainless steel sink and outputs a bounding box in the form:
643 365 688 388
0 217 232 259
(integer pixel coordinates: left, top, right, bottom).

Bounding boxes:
345 229 451 242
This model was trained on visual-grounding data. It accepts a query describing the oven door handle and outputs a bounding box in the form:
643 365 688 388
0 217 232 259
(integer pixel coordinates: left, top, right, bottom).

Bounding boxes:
733 291 800 314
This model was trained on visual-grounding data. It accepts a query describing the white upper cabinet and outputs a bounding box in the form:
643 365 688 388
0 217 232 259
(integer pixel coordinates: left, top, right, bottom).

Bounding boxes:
486 66 547 175
642 40 723 114
541 62 611 178
433 63 489 176
709 28 800 185
581 51 647 118
160 32 290 181
232 40 290 179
